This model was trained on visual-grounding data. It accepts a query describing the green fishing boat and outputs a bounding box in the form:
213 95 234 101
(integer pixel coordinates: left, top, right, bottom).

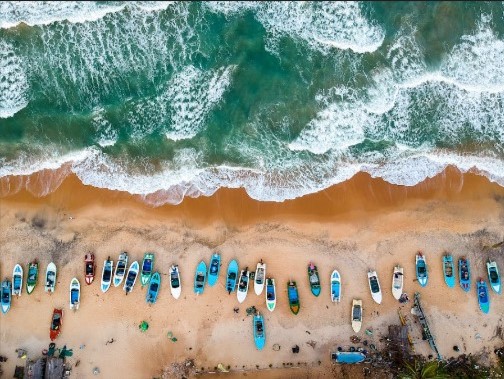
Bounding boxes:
26 261 39 294
140 253 155 287
287 281 300 315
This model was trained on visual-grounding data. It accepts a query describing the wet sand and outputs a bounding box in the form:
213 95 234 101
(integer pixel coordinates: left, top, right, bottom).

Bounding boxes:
1 167 504 378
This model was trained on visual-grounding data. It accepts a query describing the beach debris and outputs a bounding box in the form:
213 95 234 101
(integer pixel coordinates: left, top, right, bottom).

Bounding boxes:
0 356 6 362
139 321 149 332
350 335 361 343
305 330 311 335
475 333 482 340
59 345 73 358
79 344 86 349
306 340 317 349
272 344 281 351
365 329 373 336
399 293 410 303
292 345 300 354
246 306 257 315
16 349 27 359
453 345 460 352
162 359 196 378
233 307 239 313
93 367 100 375
167 331 178 342
105 338 115 345
14 366 24 378
217 363 229 373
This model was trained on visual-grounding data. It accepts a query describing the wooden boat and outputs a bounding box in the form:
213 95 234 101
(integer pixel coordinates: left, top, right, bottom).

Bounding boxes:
69 278 80 310
459 257 471 292
237 268 250 303
101 257 113 293
254 260 266 296
287 280 300 315
331 351 366 364
443 255 456 288
113 252 128 287
477 279 490 314
140 253 155 287
367 270 382 304
226 259 239 294
1 280 11 314
207 253 221 287
351 299 362 333
487 260 501 294
307 262 321 296
12 264 23 296
391 266 403 300
169 264 181 299
146 272 161 304
49 308 63 341
194 261 207 294
331 270 341 303
45 262 57 293
123 261 139 295
26 261 39 294
84 253 96 285
265 278 276 311
253 311 266 350
415 252 428 287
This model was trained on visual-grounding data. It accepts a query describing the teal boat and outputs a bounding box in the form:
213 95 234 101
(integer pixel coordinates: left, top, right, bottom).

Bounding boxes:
459 258 471 292
287 281 300 315
442 255 456 288
194 261 207 294
226 259 239 294
146 272 161 304
477 279 490 314
1 280 11 314
140 253 155 287
207 253 221 287
26 261 39 294
415 252 428 287
331 352 366 364
253 312 266 350
308 262 321 296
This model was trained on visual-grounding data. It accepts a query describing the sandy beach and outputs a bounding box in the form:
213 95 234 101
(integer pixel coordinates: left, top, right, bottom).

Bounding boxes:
1 166 504 378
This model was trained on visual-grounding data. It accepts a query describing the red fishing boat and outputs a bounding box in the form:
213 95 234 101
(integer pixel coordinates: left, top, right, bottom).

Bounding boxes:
49 308 63 341
85 253 96 285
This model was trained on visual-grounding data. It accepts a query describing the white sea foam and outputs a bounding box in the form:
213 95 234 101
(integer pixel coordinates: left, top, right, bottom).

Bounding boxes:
91 108 118 147
0 41 29 119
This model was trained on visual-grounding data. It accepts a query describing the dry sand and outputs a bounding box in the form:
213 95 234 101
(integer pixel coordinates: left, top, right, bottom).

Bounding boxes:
0 166 504 378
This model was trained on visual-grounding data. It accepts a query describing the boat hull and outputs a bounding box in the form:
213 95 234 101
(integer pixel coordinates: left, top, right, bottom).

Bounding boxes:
45 262 57 293
287 282 300 315
194 261 207 294
50 308 63 341
84 253 95 285
254 262 266 296
207 254 221 287
487 261 501 294
253 314 266 350
459 258 471 292
331 270 341 303
1 281 11 314
392 266 403 300
351 299 362 333
443 255 456 288
146 272 161 304
69 278 80 310
101 259 113 293
170 265 182 299
477 280 490 314
113 252 128 287
26 262 39 295
226 260 239 294
140 253 155 287
416 254 428 287
308 263 321 297
265 278 276 311
368 271 382 304
12 264 23 296
237 270 249 303
332 352 366 364
123 261 140 294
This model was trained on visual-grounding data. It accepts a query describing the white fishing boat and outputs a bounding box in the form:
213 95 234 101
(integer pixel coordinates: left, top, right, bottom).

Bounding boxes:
391 265 403 300
487 260 501 294
123 261 139 295
331 270 341 303
45 262 57 293
367 270 382 304
237 268 250 303
12 264 23 296
170 264 181 299
113 252 128 287
69 278 80 310
254 260 266 296
351 299 362 333
101 257 113 293
265 278 276 311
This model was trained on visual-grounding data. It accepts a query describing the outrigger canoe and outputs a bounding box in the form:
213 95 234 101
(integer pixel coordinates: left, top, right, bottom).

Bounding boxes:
140 253 155 287
194 261 207 294
50 308 63 341
487 260 501 294
287 281 300 315
101 257 113 293
12 264 23 296
368 270 382 304
443 254 456 288
170 264 181 299
226 259 239 294
265 278 276 311
254 260 266 296
253 312 266 350
415 252 428 287
113 252 128 287
123 261 139 295
331 270 341 303
45 262 57 293
26 260 39 294
477 279 490 314
351 299 362 333
146 272 161 304
1 280 11 314
69 278 80 310
237 268 250 303
84 253 96 285
308 262 321 296
207 253 221 287
391 266 403 300
459 257 471 292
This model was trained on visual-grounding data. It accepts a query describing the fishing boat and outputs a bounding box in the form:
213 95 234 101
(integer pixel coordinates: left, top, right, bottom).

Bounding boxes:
140 253 155 287
254 260 266 295
207 253 221 287
253 311 266 350
487 260 501 294
12 264 23 296
331 351 366 364
84 253 96 285
113 252 128 287
45 262 57 293
415 252 428 287
391 266 403 300
69 278 80 310
226 259 239 294
308 262 321 297
459 257 471 292
124 261 139 295
26 261 39 294
101 257 113 293
287 280 300 315
146 272 161 304
331 270 341 303
351 299 363 333
477 279 490 314
49 308 63 341
237 268 250 303
367 270 382 304
194 261 207 294
265 278 276 311
442 255 456 288
170 264 181 299
1 280 11 314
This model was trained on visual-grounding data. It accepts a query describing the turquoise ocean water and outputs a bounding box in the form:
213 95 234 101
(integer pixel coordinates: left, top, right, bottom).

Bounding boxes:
1 2 503 205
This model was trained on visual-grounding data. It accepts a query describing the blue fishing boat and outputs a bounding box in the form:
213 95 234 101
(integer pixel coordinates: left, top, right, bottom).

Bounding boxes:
253 312 266 350
287 281 300 315
207 253 221 287
487 260 501 294
415 252 428 287
477 279 490 314
226 259 239 294
194 261 207 294
146 272 161 304
459 258 471 292
443 255 456 288
331 352 366 364
1 280 11 314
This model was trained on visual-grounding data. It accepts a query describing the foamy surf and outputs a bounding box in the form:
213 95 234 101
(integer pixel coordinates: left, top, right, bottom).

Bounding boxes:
0 41 29 119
